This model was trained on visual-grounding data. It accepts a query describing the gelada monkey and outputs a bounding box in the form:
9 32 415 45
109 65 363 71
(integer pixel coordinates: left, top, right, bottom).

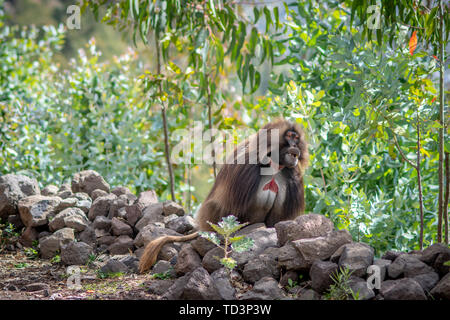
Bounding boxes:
139 118 309 273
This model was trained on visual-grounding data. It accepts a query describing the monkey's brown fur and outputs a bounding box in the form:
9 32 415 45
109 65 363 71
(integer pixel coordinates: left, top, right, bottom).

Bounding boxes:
138 118 308 273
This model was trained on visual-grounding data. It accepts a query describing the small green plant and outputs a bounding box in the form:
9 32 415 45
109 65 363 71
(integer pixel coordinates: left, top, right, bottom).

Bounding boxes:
443 260 450 267
323 267 361 300
0 222 20 251
151 269 174 280
96 270 125 279
24 247 39 260
86 254 97 267
286 278 298 290
14 262 30 269
199 215 254 272
50 254 61 264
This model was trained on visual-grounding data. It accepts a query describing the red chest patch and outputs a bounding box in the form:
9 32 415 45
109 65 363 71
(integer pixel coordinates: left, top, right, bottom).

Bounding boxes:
263 177 279 194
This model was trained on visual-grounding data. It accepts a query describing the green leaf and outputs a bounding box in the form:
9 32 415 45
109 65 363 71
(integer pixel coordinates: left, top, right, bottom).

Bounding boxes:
231 237 254 253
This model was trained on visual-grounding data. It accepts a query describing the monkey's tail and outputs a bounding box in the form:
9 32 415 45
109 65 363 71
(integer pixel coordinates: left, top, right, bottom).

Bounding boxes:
138 232 199 273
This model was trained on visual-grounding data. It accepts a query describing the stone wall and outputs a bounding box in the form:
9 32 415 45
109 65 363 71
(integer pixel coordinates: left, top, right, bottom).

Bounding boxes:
1 171 449 300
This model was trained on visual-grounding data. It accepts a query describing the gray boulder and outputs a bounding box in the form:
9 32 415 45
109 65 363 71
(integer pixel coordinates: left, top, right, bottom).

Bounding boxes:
71 170 110 196
61 241 93 265
166 215 197 234
181 267 221 300
0 174 40 219
49 207 88 232
18 195 61 227
163 201 185 216
275 213 334 246
309 260 339 293
388 254 435 279
338 243 374 278
135 203 165 231
240 277 285 300
107 235 134 255
430 273 450 300
380 278 427 300
133 224 181 248
110 217 133 237
88 194 116 221
211 268 236 300
175 244 202 275
41 185 58 196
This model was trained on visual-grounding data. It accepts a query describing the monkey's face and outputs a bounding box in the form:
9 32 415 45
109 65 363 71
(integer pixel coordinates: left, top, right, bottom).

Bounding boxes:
279 130 301 168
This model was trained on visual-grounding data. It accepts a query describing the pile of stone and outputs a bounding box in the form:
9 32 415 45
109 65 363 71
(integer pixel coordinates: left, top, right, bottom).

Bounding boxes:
0 171 449 300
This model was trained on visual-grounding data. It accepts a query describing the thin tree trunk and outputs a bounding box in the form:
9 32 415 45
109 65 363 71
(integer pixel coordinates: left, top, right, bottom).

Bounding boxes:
155 33 176 201
206 81 217 178
444 152 449 245
416 116 424 250
437 0 445 243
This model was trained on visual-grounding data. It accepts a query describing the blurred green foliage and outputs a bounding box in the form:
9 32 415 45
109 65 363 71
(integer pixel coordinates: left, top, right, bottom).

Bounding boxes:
0 0 448 255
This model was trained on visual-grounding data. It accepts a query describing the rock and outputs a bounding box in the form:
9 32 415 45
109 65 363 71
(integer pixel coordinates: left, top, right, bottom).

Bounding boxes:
57 189 72 199
420 243 450 265
18 195 61 227
158 243 180 261
152 260 176 277
19 226 38 247
330 244 346 263
100 259 129 274
278 243 308 271
136 190 158 207
41 185 59 196
240 277 284 300
211 268 236 300
0 174 40 219
373 258 391 281
161 274 190 300
91 189 108 201
71 170 110 196
78 226 96 247
310 260 339 293
202 247 224 273
95 228 110 238
108 196 129 219
290 229 353 270
297 289 321 300
124 203 143 227
25 282 50 292
111 186 133 197
166 215 197 234
181 267 221 300
232 227 278 267
39 228 75 259
433 251 450 277
175 244 202 275
146 279 176 296
88 194 116 221
110 217 133 237
107 235 134 255
381 250 403 261
135 203 165 231
133 224 182 248
73 192 90 201
7 214 24 229
191 236 217 257
242 248 280 284
61 242 93 265
164 214 178 224
413 272 439 292
92 216 111 230
388 254 435 279
380 278 427 300
348 277 375 300
53 198 76 212
119 255 140 273
49 207 88 232
75 200 91 214
64 214 89 232
275 213 334 246
338 243 374 278
280 270 299 288
163 201 185 216
97 235 116 246
430 273 450 300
